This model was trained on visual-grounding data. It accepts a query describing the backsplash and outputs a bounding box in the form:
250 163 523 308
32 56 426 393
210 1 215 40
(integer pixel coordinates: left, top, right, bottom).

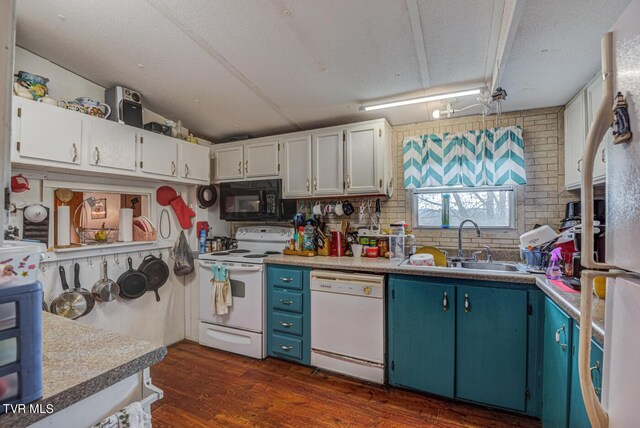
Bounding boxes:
231 105 577 251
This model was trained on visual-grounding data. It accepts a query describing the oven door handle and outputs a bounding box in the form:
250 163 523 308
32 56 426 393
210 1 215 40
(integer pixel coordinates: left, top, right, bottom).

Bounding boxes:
200 262 263 273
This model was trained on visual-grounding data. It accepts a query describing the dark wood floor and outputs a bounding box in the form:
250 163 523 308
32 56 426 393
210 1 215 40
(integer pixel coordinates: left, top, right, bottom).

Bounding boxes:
150 341 540 427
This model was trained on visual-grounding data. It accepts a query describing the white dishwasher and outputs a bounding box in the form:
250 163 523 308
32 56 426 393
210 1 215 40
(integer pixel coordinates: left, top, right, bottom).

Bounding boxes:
310 270 385 384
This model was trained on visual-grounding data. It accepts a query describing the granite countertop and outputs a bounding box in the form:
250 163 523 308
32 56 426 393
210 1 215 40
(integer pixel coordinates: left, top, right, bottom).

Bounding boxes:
264 254 537 284
0 312 167 427
535 276 605 344
264 254 605 342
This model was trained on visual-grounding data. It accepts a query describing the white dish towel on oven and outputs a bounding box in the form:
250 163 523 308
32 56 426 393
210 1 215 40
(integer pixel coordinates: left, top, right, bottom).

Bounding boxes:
210 265 232 315
93 402 151 428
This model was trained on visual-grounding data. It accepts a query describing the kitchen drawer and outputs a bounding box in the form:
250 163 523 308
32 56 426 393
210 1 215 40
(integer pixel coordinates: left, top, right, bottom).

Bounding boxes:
272 312 303 336
272 289 303 313
271 333 303 360
270 267 303 290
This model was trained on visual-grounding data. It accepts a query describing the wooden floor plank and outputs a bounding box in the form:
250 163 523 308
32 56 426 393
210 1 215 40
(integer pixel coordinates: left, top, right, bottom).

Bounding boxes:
151 341 540 428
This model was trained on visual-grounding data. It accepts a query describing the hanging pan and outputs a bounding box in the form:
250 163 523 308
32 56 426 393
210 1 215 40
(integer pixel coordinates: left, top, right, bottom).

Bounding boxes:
73 263 95 316
117 257 149 299
50 266 87 320
138 253 169 302
92 260 120 302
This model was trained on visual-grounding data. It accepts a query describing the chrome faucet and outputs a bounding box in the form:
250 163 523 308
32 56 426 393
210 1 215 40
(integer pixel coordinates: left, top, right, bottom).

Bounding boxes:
457 219 481 259
482 245 493 262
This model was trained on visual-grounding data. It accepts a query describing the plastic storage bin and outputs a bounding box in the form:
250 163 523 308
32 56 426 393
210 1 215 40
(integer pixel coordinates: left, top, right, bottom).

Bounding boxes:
0 242 44 287
0 281 43 411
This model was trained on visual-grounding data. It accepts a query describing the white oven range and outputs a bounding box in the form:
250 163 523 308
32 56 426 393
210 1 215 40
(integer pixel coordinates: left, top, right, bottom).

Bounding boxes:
198 226 293 359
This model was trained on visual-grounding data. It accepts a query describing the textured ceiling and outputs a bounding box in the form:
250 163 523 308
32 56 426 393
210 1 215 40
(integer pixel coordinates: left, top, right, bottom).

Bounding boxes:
14 0 631 140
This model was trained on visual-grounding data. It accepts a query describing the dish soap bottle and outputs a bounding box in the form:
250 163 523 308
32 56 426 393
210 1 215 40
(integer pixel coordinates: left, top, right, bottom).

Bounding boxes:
546 248 563 279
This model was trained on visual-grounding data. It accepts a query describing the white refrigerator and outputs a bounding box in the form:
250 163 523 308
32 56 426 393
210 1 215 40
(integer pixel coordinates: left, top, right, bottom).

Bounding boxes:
580 1 640 427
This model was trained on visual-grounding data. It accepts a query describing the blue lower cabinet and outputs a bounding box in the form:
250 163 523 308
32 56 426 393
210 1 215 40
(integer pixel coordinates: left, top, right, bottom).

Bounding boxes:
456 285 529 412
388 277 455 398
267 265 311 365
569 323 603 428
542 297 573 428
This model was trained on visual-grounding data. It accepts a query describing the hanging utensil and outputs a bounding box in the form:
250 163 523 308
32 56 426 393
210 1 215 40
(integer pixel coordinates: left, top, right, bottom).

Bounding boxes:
92 260 120 302
117 257 149 299
50 266 87 320
138 254 169 302
74 263 95 316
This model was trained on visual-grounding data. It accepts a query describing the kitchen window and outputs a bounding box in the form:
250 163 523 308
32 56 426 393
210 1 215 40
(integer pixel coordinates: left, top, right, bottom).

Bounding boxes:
413 186 516 229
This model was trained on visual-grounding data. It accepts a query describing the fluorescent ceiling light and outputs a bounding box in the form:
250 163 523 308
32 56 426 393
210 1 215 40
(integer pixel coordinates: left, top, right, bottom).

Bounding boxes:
362 89 482 112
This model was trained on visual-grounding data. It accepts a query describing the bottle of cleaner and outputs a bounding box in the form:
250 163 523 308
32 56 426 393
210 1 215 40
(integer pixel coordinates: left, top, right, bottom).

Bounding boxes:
199 229 207 254
546 247 563 279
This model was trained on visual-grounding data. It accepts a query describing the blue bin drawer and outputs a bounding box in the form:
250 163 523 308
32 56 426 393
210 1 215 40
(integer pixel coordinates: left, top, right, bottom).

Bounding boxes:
272 312 303 336
272 290 303 313
271 334 303 360
270 267 303 290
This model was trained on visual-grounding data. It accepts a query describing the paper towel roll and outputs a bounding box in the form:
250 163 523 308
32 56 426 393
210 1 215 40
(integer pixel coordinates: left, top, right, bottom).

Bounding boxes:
119 208 133 242
57 205 70 247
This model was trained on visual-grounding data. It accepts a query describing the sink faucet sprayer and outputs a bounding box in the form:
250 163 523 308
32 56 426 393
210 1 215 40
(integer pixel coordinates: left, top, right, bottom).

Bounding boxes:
457 219 481 259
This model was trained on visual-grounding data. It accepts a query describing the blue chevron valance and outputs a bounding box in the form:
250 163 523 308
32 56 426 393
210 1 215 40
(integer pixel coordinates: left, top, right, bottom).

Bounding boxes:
403 125 526 189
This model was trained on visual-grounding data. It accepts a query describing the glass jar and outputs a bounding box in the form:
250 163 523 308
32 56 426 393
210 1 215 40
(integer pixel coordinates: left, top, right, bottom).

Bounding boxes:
389 223 405 262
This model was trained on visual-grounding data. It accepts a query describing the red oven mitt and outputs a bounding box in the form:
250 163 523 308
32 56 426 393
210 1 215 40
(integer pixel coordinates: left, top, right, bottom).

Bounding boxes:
169 196 195 229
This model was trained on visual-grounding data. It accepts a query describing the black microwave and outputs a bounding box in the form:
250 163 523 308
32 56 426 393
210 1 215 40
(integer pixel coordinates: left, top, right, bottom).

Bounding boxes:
219 179 297 221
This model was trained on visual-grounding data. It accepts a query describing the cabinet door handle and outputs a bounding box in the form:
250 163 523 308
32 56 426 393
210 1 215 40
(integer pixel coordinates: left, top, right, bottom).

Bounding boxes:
94 147 101 165
591 360 601 394
601 148 606 163
306 178 310 191
279 322 294 328
555 325 567 351
279 299 294 305
280 345 292 351
238 161 242 174
72 143 78 163
464 293 470 313
171 161 176 176
245 160 249 173
279 277 293 283
577 158 583 172
443 291 448 311
314 177 318 191
346 174 351 189
185 164 190 177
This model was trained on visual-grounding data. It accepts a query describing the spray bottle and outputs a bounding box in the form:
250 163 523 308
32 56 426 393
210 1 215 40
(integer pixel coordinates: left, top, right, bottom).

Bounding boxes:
546 248 563 279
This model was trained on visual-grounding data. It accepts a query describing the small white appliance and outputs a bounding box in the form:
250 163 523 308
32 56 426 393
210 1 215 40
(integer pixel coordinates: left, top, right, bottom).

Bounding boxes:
310 270 385 384
198 226 293 359
579 2 640 426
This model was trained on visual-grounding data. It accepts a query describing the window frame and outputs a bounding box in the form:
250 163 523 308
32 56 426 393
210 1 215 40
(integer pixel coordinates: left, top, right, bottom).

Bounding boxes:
412 185 517 230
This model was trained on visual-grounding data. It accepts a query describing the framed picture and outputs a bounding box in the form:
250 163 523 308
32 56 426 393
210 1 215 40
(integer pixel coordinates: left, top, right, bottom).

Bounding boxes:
91 198 107 219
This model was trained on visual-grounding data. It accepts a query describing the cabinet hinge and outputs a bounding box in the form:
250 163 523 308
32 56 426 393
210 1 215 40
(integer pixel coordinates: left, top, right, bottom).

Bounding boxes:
379 128 382 138
343 181 346 190
391 289 395 299
527 304 533 316
343 132 346 143
140 161 144 168
16 141 20 152
277 143 280 152
379 178 383 188
140 136 144 144
278 163 281 172
391 360 395 371
17 107 21 118
525 388 530 401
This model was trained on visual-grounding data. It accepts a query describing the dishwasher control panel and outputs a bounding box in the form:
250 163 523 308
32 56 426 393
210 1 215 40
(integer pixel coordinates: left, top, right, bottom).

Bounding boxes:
310 271 384 298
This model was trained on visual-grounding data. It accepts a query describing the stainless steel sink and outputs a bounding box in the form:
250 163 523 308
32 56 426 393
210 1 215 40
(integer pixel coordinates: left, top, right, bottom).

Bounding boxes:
459 261 525 273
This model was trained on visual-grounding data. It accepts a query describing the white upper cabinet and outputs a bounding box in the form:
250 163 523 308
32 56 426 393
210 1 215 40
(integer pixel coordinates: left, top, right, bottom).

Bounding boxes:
244 139 280 178
586 76 608 182
85 115 137 171
564 91 586 189
282 134 313 198
213 145 244 181
312 130 344 196
345 123 381 194
139 130 178 178
179 143 211 182
13 99 82 166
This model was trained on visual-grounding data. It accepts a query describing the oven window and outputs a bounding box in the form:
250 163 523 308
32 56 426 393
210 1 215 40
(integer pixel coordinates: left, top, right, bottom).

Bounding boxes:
225 195 260 214
229 279 246 298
